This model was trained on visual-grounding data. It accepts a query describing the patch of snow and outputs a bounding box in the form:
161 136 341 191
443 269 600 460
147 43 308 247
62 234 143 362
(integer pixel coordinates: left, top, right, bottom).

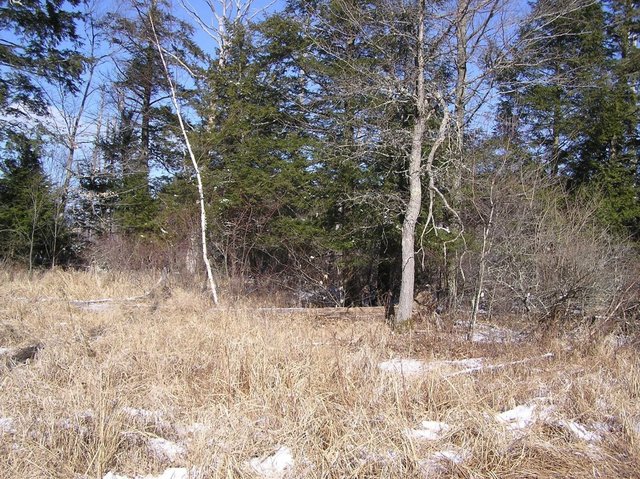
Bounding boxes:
147 437 187 462
141 468 190 479
471 332 492 342
404 421 451 441
356 447 400 466
122 407 162 421
432 449 466 463
448 353 553 378
71 301 113 312
557 420 601 442
58 417 89 437
378 359 427 375
379 357 485 376
418 447 469 475
0 417 16 434
470 323 522 343
175 422 208 437
103 473 130 479
432 358 484 369
122 407 172 433
496 405 537 430
249 446 294 478
0 347 11 356
592 421 612 434
78 409 95 422
578 444 603 460
496 401 556 431
103 468 192 479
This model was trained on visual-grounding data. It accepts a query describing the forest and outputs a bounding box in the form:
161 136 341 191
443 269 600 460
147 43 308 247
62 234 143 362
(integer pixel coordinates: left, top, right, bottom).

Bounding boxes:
1 0 639 327
3 2 640 477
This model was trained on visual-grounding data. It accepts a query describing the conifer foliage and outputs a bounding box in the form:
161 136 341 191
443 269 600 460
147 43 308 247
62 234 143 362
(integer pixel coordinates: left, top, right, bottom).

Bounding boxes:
0 133 66 268
0 0 638 320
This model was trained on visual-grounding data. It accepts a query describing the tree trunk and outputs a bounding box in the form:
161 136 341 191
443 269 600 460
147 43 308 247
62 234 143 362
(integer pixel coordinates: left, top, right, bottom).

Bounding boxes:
149 11 219 305
447 1 469 309
139 42 154 187
395 0 427 327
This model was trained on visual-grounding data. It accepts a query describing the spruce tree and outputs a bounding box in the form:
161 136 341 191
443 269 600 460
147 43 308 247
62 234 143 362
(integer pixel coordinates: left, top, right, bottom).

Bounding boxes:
0 133 65 268
197 19 314 279
0 0 84 136
101 0 203 234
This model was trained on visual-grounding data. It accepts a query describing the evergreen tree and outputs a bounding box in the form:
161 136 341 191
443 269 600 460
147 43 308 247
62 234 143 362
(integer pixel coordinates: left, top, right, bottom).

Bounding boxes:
0 133 66 268
101 0 203 233
0 0 84 136
498 0 640 236
197 19 315 279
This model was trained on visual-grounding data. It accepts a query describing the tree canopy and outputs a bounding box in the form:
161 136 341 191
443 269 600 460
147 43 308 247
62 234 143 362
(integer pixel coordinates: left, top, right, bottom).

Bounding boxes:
0 0 638 322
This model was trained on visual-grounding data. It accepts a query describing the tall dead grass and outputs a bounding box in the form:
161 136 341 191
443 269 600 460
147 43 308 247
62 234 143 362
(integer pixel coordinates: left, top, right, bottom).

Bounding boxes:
0 269 639 478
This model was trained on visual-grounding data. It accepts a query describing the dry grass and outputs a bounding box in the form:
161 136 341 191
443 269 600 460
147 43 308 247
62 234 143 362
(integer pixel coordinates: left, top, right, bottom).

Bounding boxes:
1 268 639 478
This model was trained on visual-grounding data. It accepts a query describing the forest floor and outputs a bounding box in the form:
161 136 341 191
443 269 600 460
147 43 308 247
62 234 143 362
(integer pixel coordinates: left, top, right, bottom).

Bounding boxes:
1 269 639 478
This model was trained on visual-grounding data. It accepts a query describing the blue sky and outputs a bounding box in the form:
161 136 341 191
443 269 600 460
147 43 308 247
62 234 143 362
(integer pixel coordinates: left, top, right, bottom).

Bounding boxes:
173 0 286 57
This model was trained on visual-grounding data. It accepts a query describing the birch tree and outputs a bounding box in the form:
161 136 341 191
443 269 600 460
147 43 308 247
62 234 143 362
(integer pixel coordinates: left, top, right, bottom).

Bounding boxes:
147 2 219 303
181 0 274 67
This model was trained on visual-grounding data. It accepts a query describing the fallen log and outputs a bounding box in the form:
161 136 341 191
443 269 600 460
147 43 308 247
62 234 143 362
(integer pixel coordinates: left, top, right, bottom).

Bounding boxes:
213 306 386 321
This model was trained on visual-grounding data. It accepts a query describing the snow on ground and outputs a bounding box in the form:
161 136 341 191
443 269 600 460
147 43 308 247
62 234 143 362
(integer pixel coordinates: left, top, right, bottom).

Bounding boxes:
70 301 114 312
248 446 294 478
174 422 209 437
495 401 602 442
103 473 130 479
0 416 16 434
404 421 452 441
147 437 187 462
121 406 174 434
378 357 484 376
0 347 11 356
432 358 484 370
496 404 539 430
380 354 554 381
556 420 602 442
121 407 165 423
418 447 469 476
378 358 429 375
469 323 523 344
103 399 604 479
103 467 191 479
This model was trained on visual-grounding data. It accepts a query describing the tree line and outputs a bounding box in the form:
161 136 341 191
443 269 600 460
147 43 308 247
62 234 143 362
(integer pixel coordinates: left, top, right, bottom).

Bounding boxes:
1 0 638 327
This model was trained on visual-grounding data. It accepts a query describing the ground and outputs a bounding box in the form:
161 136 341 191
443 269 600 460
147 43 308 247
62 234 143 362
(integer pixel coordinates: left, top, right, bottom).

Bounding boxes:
0 269 639 478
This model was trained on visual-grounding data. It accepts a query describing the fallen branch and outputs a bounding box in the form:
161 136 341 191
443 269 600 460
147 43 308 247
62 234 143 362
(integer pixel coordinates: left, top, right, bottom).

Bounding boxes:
445 352 554 378
209 306 386 321
70 271 168 306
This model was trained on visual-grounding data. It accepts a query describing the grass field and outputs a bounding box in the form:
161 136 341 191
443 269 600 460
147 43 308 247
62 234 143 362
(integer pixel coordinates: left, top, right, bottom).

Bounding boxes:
1 269 639 478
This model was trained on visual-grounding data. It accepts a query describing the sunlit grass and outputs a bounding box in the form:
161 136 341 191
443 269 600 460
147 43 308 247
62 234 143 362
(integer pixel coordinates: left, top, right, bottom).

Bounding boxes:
0 268 639 478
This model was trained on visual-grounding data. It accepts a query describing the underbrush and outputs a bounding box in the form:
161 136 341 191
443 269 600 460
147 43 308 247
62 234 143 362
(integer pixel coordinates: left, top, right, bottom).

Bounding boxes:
0 269 639 478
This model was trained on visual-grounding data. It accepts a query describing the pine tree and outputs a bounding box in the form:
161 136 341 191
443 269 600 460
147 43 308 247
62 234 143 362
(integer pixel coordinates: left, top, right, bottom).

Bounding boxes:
498 0 640 237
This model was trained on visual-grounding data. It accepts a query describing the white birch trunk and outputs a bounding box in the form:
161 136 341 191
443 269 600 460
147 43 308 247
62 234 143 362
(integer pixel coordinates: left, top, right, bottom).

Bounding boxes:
149 13 219 305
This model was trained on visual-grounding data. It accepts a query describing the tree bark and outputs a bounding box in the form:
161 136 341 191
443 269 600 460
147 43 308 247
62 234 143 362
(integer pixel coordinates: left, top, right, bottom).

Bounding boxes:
395 0 427 327
447 1 469 309
149 12 219 305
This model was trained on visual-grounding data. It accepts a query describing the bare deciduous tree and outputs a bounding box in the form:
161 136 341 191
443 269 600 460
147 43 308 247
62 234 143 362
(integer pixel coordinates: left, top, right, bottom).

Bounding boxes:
181 0 274 66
